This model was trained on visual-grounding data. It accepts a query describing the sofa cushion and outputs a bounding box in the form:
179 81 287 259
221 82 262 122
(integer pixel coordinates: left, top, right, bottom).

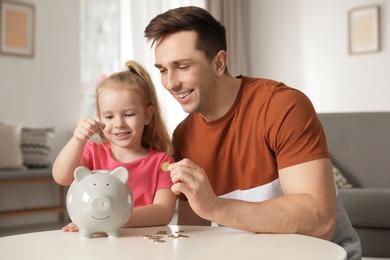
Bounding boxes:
339 188 390 228
0 124 24 169
21 127 55 168
333 164 352 188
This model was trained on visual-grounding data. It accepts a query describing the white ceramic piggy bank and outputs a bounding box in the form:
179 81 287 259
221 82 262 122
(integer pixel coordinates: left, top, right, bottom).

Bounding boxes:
66 166 133 238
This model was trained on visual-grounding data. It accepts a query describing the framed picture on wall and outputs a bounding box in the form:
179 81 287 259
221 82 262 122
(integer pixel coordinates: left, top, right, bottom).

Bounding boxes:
348 5 380 55
0 1 35 58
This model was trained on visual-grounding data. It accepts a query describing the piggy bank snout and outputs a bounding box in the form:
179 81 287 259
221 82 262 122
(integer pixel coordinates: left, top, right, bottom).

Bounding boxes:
90 196 111 212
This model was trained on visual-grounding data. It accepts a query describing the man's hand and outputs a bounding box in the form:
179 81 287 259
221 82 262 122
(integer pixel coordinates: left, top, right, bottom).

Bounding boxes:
169 159 219 221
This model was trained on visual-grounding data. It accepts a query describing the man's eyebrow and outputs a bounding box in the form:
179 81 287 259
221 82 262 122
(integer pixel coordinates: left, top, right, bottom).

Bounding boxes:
155 59 193 68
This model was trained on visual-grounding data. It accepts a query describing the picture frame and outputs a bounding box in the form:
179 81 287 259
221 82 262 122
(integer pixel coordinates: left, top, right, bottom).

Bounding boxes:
0 1 35 57
348 5 380 55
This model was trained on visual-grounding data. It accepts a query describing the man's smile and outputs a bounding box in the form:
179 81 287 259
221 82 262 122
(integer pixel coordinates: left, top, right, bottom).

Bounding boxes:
177 90 193 99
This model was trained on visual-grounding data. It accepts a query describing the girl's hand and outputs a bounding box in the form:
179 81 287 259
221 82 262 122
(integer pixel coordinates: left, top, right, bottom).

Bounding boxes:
62 222 79 232
73 117 105 142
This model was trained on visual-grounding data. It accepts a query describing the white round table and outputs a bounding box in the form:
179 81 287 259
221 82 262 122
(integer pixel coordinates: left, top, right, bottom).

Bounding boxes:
0 225 347 260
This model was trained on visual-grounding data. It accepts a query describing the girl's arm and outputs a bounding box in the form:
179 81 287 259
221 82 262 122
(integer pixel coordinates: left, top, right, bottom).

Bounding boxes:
52 136 86 186
124 189 177 227
52 117 104 186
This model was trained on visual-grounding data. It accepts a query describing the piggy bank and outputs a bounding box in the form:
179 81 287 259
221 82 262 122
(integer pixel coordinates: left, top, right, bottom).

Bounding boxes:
66 166 133 238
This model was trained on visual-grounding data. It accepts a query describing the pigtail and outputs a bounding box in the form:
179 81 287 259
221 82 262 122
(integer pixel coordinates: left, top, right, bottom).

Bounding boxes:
125 61 173 155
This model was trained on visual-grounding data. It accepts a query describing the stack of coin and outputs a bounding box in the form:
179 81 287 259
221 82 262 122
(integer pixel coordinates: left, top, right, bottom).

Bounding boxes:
142 235 165 243
141 230 189 243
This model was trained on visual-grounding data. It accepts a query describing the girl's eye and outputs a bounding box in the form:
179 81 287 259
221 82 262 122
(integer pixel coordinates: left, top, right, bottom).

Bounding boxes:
105 115 114 119
179 66 189 70
125 113 135 117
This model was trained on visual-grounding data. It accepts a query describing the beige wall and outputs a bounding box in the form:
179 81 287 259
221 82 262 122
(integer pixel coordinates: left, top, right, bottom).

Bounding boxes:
249 0 390 113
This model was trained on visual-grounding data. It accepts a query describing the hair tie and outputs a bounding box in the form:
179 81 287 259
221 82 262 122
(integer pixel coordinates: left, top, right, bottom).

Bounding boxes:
128 67 141 78
120 65 140 76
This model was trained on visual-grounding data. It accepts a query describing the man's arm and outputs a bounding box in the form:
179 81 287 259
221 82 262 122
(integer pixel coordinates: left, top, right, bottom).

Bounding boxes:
177 198 211 226
170 158 337 240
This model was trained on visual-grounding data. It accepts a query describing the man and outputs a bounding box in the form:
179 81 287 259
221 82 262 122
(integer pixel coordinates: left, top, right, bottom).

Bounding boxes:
145 6 361 259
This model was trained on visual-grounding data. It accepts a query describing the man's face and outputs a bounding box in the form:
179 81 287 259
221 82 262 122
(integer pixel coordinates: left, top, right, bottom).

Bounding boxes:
154 31 218 116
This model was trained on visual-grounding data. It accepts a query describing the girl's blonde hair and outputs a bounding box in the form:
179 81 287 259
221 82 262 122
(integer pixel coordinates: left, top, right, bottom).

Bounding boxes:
95 60 173 155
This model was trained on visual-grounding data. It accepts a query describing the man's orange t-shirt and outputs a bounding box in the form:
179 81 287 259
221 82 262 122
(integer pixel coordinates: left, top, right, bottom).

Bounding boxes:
172 76 329 201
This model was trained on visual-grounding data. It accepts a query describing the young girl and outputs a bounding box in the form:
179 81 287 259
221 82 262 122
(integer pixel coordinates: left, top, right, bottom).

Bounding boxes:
53 61 177 230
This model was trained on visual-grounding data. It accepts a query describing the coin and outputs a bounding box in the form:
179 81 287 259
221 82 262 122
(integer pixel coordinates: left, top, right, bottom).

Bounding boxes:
142 229 189 243
168 234 189 239
148 236 163 240
98 129 105 139
161 162 170 172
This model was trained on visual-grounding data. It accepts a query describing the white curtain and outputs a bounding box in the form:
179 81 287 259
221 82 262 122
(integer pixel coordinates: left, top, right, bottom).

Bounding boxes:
80 0 121 118
206 0 249 77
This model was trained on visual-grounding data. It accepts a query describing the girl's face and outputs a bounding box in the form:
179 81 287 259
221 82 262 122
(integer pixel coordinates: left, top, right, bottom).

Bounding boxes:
97 86 153 151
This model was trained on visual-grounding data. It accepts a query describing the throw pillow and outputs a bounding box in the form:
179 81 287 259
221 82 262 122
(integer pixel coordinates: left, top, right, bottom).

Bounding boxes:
21 127 55 168
0 124 24 169
332 164 352 189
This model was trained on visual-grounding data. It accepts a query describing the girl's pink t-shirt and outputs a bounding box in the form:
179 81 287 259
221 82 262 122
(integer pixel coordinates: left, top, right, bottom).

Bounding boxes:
82 142 174 208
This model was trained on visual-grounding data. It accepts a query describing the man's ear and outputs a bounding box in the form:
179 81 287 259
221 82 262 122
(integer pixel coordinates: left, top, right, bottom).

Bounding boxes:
214 50 227 76
145 105 155 125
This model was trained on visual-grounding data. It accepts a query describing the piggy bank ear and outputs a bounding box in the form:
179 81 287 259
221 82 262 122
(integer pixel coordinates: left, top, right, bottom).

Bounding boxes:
74 166 92 182
111 166 129 184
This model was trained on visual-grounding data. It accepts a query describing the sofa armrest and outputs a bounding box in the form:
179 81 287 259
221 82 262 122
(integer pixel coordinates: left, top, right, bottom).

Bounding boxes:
339 188 390 228
0 168 52 180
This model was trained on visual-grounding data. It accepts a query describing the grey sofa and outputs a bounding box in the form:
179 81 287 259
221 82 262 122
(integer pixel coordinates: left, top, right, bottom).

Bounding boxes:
318 112 390 257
